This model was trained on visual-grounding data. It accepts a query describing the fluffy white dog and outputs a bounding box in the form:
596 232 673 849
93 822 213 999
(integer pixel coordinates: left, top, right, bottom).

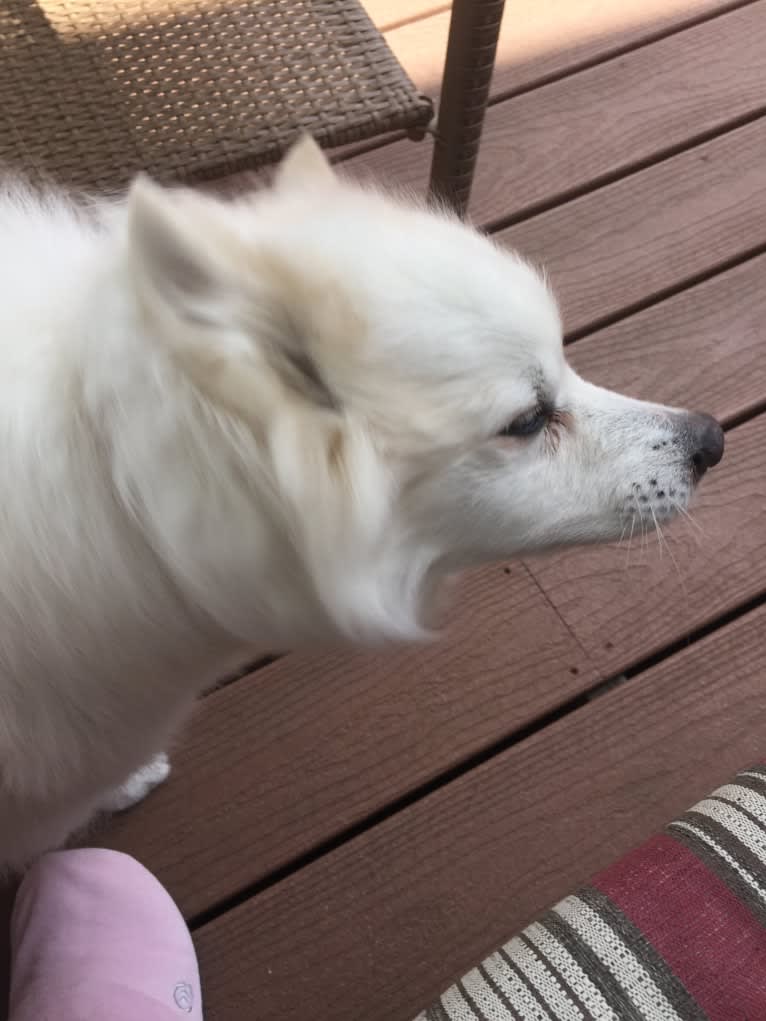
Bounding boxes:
0 137 723 868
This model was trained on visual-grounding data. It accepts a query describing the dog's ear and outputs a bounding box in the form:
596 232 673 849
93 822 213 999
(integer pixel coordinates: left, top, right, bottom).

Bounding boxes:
126 174 344 420
126 174 239 328
274 134 337 192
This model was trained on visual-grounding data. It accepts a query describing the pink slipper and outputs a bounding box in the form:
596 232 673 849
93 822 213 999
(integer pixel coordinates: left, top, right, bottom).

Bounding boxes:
9 848 202 1021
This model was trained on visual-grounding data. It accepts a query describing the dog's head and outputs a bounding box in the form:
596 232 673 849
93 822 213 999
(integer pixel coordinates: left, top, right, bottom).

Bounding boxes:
124 136 723 642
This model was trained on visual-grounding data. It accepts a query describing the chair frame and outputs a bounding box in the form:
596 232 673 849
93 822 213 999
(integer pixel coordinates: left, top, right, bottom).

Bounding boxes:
428 0 506 217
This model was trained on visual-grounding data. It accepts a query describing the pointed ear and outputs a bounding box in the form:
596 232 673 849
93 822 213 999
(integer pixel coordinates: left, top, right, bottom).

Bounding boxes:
274 134 337 192
126 174 237 326
125 174 344 423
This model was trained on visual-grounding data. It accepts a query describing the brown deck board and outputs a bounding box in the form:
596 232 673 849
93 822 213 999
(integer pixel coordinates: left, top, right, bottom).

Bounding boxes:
501 117 766 337
347 1 766 222
565 253 766 424
526 414 766 678
378 0 751 96
364 0 449 33
474 1 766 226
99 563 594 918
194 603 766 1021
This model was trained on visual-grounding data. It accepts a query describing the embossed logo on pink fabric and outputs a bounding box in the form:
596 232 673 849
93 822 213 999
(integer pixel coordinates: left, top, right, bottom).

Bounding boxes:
174 981 194 1013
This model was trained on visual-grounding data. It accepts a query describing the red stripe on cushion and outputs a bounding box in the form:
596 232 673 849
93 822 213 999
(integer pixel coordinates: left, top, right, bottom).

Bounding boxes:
594 833 766 1021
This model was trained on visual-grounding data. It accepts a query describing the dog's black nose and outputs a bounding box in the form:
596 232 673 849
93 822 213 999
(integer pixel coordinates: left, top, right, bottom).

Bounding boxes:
688 412 724 478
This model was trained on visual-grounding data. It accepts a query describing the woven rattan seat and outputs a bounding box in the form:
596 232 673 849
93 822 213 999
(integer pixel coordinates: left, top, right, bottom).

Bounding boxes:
0 0 434 192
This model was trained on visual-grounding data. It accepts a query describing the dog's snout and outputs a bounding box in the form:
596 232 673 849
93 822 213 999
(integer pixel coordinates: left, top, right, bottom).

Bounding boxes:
686 412 724 478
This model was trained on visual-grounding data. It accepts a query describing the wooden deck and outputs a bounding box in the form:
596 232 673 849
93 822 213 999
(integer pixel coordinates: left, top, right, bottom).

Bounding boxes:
3 1 766 1017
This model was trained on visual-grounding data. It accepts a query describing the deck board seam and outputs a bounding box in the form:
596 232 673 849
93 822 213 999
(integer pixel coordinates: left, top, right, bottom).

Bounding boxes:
484 107 766 237
521 564 592 662
564 242 766 346
483 0 764 108
189 578 766 933
332 0 765 169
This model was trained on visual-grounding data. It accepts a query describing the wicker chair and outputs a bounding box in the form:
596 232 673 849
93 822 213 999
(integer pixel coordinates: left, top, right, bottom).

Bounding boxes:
0 0 505 216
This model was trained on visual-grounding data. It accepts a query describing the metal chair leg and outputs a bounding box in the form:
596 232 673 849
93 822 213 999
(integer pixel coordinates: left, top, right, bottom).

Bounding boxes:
428 0 506 218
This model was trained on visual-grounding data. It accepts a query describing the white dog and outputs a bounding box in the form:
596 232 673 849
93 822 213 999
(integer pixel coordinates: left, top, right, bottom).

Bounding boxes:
0 136 723 869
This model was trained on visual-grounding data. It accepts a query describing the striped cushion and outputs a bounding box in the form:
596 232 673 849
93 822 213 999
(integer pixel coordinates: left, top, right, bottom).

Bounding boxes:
415 765 766 1021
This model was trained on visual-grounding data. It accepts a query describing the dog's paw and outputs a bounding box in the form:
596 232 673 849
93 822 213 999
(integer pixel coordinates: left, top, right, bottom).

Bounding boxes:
101 753 171 813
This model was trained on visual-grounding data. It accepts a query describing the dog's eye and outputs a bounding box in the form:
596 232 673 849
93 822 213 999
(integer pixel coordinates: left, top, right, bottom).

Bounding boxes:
498 407 549 438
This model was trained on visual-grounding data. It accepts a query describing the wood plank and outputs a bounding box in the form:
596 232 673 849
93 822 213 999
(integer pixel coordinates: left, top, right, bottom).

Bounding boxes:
194 602 766 1021
527 412 766 677
99 563 595 919
382 0 756 98
346 1 765 212
565 253 766 424
474 1 766 226
548 255 766 664
531 256 766 666
363 0 449 34
501 117 766 337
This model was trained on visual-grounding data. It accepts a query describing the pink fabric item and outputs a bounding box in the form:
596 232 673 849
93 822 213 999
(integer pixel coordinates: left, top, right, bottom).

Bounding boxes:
9 848 202 1021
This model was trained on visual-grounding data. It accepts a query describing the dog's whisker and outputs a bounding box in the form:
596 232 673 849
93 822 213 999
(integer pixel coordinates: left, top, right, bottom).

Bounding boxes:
648 504 664 561
624 512 637 570
663 533 688 600
650 503 688 597
671 498 705 539
616 519 630 550
630 496 649 560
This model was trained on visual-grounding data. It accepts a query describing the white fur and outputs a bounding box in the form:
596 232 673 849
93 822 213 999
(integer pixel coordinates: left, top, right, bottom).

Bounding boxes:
0 137 720 868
